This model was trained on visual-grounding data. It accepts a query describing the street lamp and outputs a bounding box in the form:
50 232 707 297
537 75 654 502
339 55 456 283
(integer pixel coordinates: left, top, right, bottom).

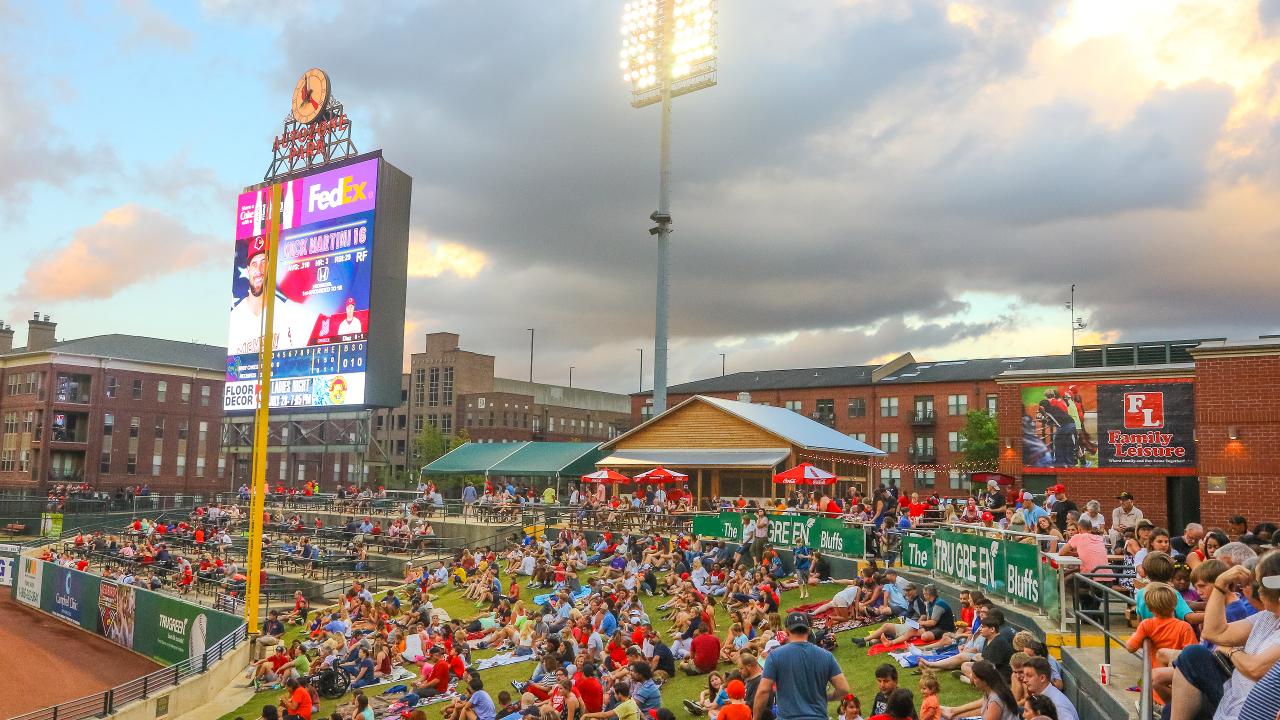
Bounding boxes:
620 0 717 414
526 328 535 382
569 366 575 389
719 353 726 376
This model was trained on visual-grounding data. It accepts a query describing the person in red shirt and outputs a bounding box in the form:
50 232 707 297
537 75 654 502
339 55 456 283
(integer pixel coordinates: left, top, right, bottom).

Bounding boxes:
413 646 452 697
679 624 721 675
573 662 605 713
279 676 313 720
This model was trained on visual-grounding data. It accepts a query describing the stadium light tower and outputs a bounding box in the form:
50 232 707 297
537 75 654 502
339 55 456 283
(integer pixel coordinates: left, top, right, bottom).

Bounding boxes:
620 0 717 415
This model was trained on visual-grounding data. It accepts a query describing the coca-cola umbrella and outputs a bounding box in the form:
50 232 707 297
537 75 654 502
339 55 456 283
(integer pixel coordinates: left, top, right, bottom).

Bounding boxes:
772 462 837 485
580 469 631 484
632 466 688 484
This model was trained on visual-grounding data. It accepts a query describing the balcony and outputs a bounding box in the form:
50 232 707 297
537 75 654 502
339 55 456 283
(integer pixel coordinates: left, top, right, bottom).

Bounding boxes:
909 410 936 427
908 447 937 463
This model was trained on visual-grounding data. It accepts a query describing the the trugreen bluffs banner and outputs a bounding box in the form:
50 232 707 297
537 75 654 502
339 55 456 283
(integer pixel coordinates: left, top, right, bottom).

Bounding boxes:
691 511 865 557
897 530 1054 612
14 559 243 665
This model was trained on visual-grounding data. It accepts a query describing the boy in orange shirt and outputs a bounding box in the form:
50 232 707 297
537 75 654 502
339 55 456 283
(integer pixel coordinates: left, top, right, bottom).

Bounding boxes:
1125 582 1196 705
717 679 752 720
917 672 941 720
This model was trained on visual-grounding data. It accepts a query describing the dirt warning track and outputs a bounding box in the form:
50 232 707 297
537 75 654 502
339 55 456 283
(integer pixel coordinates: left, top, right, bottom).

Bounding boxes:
0 593 161 718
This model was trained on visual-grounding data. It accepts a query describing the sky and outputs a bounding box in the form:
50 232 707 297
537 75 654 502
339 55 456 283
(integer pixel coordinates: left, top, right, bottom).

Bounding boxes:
2 0 1279 395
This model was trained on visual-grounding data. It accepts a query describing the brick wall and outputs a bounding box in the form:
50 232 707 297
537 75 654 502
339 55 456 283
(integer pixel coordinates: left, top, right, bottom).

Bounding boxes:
1194 353 1280 527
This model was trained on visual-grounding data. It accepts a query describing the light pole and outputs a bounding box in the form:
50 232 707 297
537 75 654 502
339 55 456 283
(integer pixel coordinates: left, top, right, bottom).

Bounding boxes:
719 353 726 376
636 348 644 392
526 328 534 382
1065 285 1087 349
569 366 575 389
620 0 717 414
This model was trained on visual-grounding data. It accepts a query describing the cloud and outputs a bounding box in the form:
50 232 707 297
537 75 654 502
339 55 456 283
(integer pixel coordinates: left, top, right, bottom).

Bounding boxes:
13 204 217 304
118 0 194 51
0 54 106 216
406 232 488 279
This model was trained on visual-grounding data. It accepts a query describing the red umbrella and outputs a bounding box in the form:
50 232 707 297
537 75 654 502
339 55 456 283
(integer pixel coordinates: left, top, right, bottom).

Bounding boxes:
581 469 631 484
632 466 688 484
772 462 837 485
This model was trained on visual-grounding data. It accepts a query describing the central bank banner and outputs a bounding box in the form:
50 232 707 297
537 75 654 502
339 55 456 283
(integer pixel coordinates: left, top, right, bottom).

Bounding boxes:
692 512 866 557
13 560 243 665
901 530 1054 610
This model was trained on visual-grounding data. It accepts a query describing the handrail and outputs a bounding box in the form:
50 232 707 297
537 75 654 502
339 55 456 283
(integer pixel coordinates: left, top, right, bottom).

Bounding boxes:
1068 572 1136 666
9 622 248 720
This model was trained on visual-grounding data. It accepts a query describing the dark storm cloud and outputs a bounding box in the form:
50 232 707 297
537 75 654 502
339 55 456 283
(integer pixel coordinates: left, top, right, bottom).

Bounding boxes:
254 1 1278 391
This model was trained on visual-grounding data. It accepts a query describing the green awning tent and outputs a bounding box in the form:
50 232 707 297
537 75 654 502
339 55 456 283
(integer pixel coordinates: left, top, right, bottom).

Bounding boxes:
422 441 605 478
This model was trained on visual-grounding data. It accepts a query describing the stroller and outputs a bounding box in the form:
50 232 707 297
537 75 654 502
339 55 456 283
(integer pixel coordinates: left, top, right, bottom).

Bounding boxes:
309 664 351 699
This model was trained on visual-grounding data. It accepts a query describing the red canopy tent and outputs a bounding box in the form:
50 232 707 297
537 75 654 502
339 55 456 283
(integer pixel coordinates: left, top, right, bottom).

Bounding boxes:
632 466 688 484
580 469 631 484
772 462 837 485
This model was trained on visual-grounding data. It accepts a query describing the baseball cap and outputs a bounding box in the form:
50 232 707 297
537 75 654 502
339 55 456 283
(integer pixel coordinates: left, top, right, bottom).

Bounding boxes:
247 235 267 260
1021 491 1034 502
1053 484 1065 492
1262 574 1280 590
1117 491 1134 500
346 297 355 306
981 512 994 522
784 611 812 632
726 679 746 700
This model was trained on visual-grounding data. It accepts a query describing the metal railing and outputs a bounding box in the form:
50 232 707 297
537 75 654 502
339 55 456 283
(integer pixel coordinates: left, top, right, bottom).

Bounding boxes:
10 623 249 720
1068 571 1151 719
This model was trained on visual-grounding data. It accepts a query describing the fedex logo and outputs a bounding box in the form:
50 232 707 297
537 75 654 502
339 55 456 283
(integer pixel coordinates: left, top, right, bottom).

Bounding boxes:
1124 392 1164 429
308 175 368 212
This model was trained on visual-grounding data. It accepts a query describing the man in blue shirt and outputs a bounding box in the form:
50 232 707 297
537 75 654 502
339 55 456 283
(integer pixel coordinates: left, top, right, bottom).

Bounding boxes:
755 613 849 720
599 603 618 637
630 662 662 711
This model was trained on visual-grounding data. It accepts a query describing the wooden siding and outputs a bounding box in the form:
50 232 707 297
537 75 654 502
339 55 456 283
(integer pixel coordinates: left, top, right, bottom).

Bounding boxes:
614 401 783 449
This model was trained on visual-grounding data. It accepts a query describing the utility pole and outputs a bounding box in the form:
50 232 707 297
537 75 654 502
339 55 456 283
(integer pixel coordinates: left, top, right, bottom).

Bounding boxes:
526 328 534 382
636 348 644 393
719 353 726 376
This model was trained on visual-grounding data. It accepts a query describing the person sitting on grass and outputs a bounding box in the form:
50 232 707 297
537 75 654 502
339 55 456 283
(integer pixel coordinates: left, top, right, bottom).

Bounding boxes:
939 660 1019 720
412 645 453 697
918 672 941 720
581 680 639 720
715 679 752 720
958 611 1014 683
679 624 721 675
247 645 294 690
278 676 313 720
852 583 926 648
681 671 724 717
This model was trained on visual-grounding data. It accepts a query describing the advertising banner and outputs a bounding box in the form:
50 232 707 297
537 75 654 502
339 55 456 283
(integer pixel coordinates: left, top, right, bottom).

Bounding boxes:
693 511 866 557
22 561 243 665
47 563 85 625
99 579 137 650
15 555 42 606
900 531 1050 611
0 555 12 587
225 157 380 412
901 535 933 571
1021 379 1195 472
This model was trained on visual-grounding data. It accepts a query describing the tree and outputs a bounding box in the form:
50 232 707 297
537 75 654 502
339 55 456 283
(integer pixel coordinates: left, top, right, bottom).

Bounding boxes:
411 427 470 490
959 409 999 469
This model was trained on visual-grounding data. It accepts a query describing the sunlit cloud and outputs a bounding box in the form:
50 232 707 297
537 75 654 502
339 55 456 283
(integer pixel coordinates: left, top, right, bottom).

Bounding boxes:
406 231 489 280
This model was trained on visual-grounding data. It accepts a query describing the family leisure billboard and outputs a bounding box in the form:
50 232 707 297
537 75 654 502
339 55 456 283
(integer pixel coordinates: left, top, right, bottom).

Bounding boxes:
225 151 411 413
1020 379 1195 473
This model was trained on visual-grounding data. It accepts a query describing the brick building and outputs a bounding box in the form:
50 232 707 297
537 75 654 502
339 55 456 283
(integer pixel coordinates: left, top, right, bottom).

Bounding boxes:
370 332 632 478
996 337 1280 528
0 315 226 495
632 352 1070 492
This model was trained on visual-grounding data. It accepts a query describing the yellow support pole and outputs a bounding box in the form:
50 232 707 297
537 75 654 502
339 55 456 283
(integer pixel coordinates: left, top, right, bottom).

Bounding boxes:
244 182 281 633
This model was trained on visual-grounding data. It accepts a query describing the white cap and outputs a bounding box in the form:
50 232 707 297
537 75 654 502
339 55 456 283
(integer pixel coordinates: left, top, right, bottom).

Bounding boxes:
1021 492 1034 502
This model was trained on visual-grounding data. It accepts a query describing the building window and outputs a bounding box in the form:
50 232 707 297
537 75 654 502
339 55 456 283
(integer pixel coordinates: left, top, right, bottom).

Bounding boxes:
103 414 114 436
428 368 440 406
22 411 34 434
915 470 936 488
195 457 205 478
847 398 866 418
949 470 964 490
178 420 188 441
880 396 899 417
948 431 967 453
784 400 803 413
414 416 425 432
0 450 14 472
913 435 935 457
879 468 902 484
395 440 406 456
100 452 111 474
156 381 167 403
176 455 186 477
3 411 17 435
180 383 190 403
105 376 118 399
640 404 654 421
154 417 164 438
849 432 867 443
17 449 29 472
201 385 211 407
6 374 17 396
278 459 287 481
413 368 426 407
127 454 137 475
129 416 139 438
947 394 968 416
441 413 453 436
879 432 899 453
442 367 454 406
815 399 834 421
986 394 998 416
913 396 935 420
375 415 384 431
132 379 143 400
217 457 226 479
